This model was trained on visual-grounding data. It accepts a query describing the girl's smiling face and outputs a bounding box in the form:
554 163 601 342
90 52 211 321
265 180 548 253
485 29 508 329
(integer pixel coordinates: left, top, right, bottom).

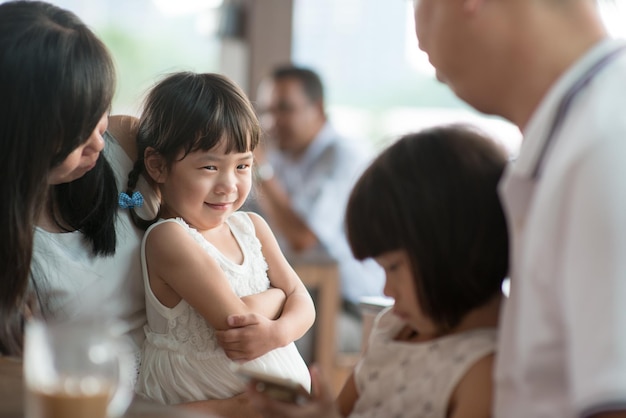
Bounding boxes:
155 138 254 232
375 249 439 337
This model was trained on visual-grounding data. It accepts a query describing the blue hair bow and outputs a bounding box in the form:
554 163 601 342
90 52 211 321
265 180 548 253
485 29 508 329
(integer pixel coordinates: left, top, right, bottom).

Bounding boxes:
118 191 144 209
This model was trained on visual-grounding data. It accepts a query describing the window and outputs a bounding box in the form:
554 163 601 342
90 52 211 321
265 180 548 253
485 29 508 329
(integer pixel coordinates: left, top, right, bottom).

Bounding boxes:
291 0 522 155
291 0 626 156
22 0 224 114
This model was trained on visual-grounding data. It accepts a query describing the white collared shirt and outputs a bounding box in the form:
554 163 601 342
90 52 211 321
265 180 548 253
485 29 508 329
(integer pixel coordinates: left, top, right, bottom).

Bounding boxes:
266 122 385 304
495 38 626 417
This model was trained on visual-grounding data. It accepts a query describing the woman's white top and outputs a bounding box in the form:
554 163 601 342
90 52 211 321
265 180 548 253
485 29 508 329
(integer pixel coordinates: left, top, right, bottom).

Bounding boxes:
351 307 497 418
31 132 158 356
135 212 310 404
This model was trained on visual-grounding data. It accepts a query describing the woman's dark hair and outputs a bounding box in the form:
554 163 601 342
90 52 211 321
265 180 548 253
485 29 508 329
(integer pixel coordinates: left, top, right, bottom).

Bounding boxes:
126 72 261 230
0 0 117 356
346 124 509 331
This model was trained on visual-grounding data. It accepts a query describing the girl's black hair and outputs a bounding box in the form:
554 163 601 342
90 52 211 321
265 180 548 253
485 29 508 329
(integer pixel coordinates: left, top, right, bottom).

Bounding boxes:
127 72 261 230
0 0 116 356
346 124 509 330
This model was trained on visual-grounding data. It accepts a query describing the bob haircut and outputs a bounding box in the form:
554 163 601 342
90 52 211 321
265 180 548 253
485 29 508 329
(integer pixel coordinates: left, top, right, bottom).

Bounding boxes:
346 124 509 330
127 72 261 229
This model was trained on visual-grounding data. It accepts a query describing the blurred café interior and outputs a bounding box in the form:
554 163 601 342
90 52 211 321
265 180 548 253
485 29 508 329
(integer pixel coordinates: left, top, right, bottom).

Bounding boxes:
2 1 626 416
34 0 529 389
43 0 527 153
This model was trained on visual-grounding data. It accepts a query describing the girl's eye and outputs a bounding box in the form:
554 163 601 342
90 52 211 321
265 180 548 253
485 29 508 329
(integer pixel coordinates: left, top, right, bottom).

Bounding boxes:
203 165 217 171
237 164 251 170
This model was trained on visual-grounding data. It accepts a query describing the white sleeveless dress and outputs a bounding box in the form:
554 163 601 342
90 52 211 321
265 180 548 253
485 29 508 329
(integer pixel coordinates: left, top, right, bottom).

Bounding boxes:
135 212 310 404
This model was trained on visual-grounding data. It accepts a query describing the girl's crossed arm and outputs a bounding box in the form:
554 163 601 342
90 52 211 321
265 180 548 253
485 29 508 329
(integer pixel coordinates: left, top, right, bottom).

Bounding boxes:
216 212 316 361
144 220 284 331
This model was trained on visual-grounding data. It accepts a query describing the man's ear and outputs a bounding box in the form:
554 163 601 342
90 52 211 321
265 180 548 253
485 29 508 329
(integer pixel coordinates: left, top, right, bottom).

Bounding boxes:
313 99 326 121
144 147 167 183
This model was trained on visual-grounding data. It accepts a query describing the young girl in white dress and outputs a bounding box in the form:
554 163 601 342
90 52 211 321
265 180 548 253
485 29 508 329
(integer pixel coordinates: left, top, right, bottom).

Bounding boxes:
125 72 314 404
248 124 510 418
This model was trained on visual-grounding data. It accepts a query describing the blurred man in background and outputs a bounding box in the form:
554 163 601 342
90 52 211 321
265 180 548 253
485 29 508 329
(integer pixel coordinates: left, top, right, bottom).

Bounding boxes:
248 65 385 360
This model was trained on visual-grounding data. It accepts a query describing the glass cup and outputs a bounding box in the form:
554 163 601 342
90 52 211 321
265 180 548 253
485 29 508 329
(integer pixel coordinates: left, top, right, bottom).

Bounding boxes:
23 319 134 418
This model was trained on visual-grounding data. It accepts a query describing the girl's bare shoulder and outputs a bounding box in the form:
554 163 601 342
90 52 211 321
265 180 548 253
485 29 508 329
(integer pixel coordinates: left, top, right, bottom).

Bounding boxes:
447 353 495 418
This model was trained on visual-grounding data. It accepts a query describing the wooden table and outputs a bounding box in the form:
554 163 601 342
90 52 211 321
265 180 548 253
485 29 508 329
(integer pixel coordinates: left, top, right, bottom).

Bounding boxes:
287 249 340 379
0 357 210 418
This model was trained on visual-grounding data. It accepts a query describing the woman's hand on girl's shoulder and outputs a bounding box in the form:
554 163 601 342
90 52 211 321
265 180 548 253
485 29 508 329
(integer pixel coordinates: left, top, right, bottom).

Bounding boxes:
107 115 139 161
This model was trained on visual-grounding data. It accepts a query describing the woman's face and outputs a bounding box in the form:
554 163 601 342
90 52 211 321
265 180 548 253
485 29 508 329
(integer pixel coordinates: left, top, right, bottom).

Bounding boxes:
48 113 108 185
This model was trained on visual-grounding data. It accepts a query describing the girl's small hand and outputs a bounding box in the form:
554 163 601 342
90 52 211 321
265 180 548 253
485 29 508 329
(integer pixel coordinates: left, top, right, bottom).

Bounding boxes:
215 313 280 361
247 365 341 418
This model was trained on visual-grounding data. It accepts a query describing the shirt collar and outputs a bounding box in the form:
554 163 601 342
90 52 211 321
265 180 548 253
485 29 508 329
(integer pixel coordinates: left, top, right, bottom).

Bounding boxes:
511 38 626 178
275 121 337 168
300 121 336 163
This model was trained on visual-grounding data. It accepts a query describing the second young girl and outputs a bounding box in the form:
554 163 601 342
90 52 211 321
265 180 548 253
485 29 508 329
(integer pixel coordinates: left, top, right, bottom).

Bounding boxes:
248 124 509 417
126 72 314 404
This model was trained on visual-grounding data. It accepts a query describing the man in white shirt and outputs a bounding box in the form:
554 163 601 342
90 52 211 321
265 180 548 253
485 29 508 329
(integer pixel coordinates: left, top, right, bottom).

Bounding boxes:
248 65 385 358
413 0 626 417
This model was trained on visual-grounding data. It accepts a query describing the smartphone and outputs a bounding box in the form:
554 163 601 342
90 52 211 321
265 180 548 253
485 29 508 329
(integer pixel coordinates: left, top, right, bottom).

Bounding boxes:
231 363 310 404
